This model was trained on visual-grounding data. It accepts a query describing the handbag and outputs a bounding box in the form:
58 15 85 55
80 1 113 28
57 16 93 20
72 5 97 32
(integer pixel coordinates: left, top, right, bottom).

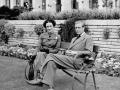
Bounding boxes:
40 48 49 54
28 63 34 80
28 55 36 80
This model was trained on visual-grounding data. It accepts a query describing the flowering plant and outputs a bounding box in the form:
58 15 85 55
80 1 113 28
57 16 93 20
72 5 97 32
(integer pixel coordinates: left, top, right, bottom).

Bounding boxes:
0 45 9 56
117 28 120 38
95 51 120 77
27 48 36 56
4 23 15 37
16 47 27 59
14 28 25 38
103 28 110 39
34 24 44 36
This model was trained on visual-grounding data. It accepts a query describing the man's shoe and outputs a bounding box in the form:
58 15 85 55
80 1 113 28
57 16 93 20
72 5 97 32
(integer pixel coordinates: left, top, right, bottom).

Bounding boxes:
26 78 42 85
48 88 54 90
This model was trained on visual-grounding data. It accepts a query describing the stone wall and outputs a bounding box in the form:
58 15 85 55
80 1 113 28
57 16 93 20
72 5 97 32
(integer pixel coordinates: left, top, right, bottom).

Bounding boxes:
86 20 120 55
8 20 65 46
8 20 120 55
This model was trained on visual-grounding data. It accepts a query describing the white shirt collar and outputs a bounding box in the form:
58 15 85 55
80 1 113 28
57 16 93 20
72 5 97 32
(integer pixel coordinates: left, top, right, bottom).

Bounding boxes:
80 32 85 37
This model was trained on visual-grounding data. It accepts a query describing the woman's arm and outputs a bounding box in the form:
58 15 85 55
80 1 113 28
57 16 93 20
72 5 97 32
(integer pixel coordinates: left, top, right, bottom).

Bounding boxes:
49 35 61 53
33 36 42 55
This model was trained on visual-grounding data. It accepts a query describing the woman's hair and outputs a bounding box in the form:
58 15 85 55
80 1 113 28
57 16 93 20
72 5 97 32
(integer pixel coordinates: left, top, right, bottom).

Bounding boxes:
43 19 56 28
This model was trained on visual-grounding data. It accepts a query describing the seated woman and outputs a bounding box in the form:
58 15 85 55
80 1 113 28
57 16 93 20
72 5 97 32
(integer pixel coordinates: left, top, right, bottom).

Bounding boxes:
31 19 61 79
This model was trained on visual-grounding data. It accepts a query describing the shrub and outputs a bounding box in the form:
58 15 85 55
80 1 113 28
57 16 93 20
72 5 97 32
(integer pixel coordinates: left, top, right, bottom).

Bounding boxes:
4 23 16 37
103 28 110 39
17 9 120 20
15 28 25 38
0 19 7 34
34 24 45 36
0 20 8 44
18 11 56 20
117 28 120 38
0 6 22 20
95 51 120 77
0 6 12 19
59 18 78 42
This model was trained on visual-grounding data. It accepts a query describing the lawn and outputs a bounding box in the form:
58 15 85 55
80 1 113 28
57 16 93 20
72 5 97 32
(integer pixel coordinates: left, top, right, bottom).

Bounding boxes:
0 56 120 90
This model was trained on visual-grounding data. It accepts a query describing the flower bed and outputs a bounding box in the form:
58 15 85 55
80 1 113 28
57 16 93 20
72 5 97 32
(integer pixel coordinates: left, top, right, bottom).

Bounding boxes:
95 51 120 77
0 44 36 60
0 43 120 77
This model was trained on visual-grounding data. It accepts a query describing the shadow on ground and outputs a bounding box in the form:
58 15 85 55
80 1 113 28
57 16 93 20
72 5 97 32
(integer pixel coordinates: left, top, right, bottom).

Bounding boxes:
0 56 120 90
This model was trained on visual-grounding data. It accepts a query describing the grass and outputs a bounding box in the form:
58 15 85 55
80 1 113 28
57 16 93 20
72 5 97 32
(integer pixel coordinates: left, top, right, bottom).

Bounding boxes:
0 56 120 90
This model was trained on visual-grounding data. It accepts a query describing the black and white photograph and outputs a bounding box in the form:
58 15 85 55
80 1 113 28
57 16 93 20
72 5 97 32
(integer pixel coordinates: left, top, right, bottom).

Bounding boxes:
0 0 120 90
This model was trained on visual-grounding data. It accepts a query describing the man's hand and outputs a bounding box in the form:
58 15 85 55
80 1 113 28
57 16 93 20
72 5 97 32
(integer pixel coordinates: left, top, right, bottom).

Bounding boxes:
74 52 83 60
65 50 78 57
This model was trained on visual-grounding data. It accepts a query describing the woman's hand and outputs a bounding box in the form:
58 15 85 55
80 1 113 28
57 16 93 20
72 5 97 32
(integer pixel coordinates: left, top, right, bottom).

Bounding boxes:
32 50 37 56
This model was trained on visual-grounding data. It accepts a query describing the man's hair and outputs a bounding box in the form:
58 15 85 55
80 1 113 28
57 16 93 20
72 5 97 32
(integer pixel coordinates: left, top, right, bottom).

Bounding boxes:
75 21 85 27
43 19 56 28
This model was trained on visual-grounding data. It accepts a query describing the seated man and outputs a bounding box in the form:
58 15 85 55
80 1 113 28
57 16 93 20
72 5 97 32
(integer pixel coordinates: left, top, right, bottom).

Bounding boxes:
27 21 93 90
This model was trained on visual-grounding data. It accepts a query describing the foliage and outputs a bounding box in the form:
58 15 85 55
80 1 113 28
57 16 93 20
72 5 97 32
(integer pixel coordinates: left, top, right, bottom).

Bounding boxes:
58 18 77 42
0 5 23 20
0 6 12 19
117 28 120 38
0 21 15 44
95 51 120 77
0 20 9 44
0 44 36 60
15 28 25 38
34 24 44 36
4 23 15 37
18 9 120 20
18 11 55 20
103 28 110 39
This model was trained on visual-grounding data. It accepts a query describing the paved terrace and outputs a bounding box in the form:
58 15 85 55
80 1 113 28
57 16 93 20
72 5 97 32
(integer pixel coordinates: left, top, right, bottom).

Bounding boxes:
0 56 120 90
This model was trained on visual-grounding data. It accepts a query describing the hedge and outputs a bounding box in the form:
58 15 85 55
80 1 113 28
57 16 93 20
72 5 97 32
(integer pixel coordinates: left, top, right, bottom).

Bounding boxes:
18 9 120 20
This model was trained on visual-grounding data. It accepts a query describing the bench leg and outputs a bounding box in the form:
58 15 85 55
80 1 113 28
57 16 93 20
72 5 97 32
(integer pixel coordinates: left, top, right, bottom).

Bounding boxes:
92 72 97 90
84 73 89 90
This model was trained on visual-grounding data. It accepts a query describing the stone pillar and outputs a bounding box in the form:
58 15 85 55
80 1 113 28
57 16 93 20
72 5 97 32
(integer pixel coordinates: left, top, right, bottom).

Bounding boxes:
0 0 5 7
77 0 89 10
116 0 119 8
112 0 116 9
84 0 90 10
46 0 56 12
119 0 120 8
98 0 104 9
10 0 16 9
20 0 24 6
61 0 72 11
32 0 42 11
